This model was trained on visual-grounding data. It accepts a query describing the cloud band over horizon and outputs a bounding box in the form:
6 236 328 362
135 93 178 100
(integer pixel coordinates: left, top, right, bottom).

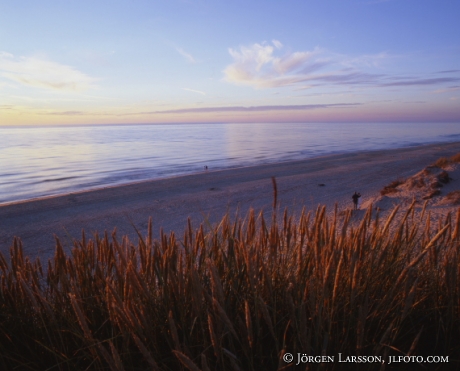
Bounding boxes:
1 0 459 126
0 52 96 92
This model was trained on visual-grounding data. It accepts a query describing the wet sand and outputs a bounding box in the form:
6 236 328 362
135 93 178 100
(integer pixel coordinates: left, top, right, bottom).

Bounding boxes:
1 141 460 260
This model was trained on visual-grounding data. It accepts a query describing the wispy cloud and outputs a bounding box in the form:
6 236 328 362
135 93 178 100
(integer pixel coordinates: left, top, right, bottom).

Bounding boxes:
272 39 283 49
341 52 390 69
182 88 205 95
381 77 460 87
46 110 86 116
121 103 361 116
0 52 96 91
176 47 196 63
223 41 385 89
38 110 116 116
293 85 315 91
223 41 460 91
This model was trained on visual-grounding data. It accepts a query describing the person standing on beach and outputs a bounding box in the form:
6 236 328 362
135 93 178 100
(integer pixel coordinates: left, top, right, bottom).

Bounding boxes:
352 192 361 210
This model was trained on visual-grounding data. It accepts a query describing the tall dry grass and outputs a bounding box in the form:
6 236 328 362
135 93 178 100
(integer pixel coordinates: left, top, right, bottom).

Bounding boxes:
1 203 460 370
432 152 460 168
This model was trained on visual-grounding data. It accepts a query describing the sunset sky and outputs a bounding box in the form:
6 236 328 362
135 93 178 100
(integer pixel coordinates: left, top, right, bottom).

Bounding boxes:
1 0 459 126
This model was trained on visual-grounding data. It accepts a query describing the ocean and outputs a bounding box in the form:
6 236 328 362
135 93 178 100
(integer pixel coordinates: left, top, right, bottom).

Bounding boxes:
1 122 459 204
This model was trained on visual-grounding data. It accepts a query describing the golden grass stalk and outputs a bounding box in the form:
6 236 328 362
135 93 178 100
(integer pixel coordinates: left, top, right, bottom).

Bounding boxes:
173 350 202 371
0 203 459 370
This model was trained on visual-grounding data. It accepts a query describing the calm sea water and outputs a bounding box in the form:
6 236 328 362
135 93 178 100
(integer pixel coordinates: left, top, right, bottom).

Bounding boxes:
1 122 460 204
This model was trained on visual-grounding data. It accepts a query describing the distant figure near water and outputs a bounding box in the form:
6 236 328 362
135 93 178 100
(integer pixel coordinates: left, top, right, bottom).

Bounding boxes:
352 192 361 210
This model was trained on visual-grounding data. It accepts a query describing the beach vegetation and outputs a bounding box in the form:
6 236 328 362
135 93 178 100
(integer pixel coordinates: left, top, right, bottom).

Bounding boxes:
431 152 460 168
380 178 405 195
0 205 459 370
446 190 460 205
433 157 450 168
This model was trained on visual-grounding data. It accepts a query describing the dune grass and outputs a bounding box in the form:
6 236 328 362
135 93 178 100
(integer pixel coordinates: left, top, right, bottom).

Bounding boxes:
1 203 460 370
433 157 450 169
432 152 460 168
380 179 405 195
446 191 460 205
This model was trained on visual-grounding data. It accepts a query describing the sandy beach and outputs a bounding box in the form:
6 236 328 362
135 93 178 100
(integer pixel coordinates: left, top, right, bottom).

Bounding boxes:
1 141 460 261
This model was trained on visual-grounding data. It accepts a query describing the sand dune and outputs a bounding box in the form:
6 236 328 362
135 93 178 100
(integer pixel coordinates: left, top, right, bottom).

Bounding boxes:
360 155 460 230
1 141 460 261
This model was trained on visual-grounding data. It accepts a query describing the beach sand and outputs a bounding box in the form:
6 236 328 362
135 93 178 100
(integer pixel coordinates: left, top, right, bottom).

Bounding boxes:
1 141 460 261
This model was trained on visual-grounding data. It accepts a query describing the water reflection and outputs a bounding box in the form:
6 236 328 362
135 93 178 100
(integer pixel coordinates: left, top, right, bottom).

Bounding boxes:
0 122 459 204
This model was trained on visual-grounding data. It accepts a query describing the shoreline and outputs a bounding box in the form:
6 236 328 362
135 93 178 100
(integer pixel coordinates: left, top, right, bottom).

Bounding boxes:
0 144 437 208
1 141 460 260
2 140 458 208
3 123 460 207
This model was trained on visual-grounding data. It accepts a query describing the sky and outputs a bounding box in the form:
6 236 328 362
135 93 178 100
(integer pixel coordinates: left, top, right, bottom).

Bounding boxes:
0 0 459 126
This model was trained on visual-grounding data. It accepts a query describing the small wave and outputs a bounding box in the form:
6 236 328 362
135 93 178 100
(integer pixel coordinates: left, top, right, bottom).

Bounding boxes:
42 176 79 183
2 122 460 204
441 133 460 139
